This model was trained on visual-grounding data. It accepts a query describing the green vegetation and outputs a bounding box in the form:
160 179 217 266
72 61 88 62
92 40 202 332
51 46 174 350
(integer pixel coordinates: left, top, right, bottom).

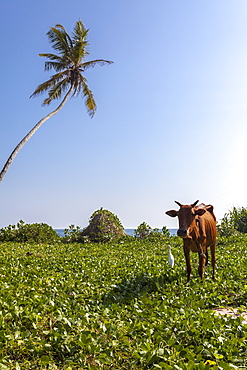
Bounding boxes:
0 235 246 369
134 222 170 241
218 206 247 236
63 225 83 243
134 222 152 239
0 220 60 244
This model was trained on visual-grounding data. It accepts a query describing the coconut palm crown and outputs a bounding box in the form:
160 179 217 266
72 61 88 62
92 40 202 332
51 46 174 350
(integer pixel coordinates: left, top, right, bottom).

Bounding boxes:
0 20 113 182
30 20 113 117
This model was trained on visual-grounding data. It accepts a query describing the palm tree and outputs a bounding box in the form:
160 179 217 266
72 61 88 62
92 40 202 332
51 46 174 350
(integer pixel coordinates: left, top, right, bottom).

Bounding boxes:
0 20 113 182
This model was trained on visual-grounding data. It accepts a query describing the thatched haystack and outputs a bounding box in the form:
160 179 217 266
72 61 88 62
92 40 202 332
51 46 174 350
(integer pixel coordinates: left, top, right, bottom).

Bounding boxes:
81 208 126 242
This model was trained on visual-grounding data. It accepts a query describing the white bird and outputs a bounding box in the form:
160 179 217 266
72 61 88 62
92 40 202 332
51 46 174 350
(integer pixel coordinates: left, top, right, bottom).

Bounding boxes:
167 245 174 268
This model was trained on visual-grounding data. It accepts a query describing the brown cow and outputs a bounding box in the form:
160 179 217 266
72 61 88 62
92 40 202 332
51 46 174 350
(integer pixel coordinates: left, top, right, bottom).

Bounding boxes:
166 200 216 282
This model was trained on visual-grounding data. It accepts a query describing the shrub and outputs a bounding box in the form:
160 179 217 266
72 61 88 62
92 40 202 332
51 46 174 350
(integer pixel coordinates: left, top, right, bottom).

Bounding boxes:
161 226 170 237
134 223 170 242
134 222 152 239
0 220 60 244
218 206 247 236
147 226 170 241
80 208 126 243
62 224 83 243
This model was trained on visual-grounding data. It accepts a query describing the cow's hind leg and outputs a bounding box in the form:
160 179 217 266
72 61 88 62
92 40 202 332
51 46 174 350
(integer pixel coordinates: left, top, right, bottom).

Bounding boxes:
210 243 216 281
198 253 206 282
197 241 207 282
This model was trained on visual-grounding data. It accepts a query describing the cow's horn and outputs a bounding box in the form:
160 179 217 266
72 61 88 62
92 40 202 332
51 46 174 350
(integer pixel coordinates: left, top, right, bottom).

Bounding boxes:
175 201 182 207
191 200 199 207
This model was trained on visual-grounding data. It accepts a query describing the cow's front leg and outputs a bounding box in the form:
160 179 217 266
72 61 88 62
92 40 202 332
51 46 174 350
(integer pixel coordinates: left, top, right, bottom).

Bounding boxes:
205 249 209 266
183 243 191 282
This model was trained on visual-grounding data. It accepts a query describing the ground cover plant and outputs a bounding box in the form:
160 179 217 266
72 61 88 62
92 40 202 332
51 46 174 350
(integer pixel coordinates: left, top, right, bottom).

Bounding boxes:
0 235 246 369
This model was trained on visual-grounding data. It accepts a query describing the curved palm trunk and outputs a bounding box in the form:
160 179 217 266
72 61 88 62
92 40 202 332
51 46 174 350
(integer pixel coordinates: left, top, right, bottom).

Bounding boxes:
0 85 74 183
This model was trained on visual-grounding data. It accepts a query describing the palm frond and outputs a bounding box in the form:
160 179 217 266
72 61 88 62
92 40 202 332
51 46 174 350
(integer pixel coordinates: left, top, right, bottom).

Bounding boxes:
30 80 55 98
72 20 87 43
54 23 66 31
39 53 72 71
44 61 69 72
39 53 65 61
43 79 70 105
76 75 96 117
81 59 113 70
30 71 69 98
47 26 72 55
84 85 97 118
70 40 89 64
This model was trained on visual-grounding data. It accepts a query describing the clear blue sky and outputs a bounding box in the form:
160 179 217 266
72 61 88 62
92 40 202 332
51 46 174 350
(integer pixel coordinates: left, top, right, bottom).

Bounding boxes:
1 0 247 229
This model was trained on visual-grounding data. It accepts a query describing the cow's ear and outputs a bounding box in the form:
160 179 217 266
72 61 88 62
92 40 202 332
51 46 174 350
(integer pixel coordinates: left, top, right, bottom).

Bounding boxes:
194 208 206 216
166 210 178 218
205 205 214 213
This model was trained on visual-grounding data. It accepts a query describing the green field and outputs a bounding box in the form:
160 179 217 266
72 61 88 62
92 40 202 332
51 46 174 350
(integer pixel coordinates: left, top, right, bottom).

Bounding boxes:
0 236 247 369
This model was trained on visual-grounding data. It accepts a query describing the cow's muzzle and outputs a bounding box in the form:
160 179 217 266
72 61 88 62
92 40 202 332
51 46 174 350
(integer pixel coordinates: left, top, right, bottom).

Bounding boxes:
177 229 187 238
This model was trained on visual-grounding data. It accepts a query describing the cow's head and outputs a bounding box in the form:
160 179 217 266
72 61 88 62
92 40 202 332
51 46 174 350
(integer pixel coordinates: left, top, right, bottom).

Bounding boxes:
166 200 206 238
